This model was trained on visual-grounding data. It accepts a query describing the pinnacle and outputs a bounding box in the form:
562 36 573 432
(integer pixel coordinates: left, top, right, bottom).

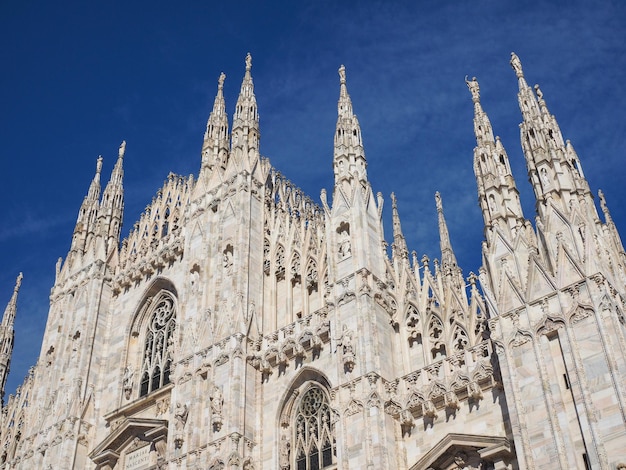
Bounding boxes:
14 273 23 293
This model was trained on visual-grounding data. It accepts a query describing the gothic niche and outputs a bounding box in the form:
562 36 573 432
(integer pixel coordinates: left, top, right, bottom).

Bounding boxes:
276 245 286 281
338 326 355 373
291 252 302 286
223 244 234 275
263 238 271 276
210 386 224 432
336 222 351 260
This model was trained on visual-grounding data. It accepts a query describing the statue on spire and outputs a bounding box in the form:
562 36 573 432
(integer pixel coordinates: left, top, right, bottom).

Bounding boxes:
218 72 226 89
118 140 126 159
245 53 252 71
338 64 346 84
510 52 524 78
466 76 480 102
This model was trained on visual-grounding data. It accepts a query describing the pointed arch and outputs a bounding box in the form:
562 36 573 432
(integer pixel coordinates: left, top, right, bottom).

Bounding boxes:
277 368 336 470
125 277 178 400
138 291 176 397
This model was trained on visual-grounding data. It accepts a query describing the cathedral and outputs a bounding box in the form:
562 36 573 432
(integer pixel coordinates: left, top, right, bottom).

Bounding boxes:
0 52 625 469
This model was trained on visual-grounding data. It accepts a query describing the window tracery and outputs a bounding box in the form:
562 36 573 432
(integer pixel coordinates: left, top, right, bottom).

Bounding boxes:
139 292 176 397
293 386 335 470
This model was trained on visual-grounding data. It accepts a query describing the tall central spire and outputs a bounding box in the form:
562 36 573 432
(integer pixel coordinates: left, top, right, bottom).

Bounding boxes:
70 157 103 255
231 53 260 165
468 76 524 238
202 72 229 172
1 273 22 328
99 141 125 256
333 65 367 191
511 52 592 215
0 273 22 404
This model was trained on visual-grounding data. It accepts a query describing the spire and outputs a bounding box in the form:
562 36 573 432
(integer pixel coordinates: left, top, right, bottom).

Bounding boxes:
99 141 125 254
1 273 22 328
0 273 22 403
231 53 260 161
435 192 458 272
70 156 103 255
511 53 592 214
333 65 367 190
467 76 524 236
87 156 103 201
202 72 229 171
391 193 408 260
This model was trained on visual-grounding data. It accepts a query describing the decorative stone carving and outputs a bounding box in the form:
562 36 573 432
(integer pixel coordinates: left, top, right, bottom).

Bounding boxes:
122 367 134 400
155 397 170 416
423 400 437 419
337 222 351 259
174 402 188 432
211 386 224 431
337 326 355 372
279 433 290 469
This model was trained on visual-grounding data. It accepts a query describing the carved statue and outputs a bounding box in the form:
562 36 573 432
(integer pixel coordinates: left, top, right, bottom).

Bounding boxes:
279 434 290 469
223 250 233 273
211 386 224 416
338 64 346 83
338 231 351 259
465 76 480 102
510 52 523 77
337 326 355 372
122 367 134 400
174 402 188 431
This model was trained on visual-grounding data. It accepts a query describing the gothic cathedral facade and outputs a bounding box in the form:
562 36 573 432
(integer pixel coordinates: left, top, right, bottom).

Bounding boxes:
1 53 625 469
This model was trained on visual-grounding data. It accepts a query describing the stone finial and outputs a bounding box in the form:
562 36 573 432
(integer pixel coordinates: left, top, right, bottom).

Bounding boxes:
435 191 443 213
14 273 23 293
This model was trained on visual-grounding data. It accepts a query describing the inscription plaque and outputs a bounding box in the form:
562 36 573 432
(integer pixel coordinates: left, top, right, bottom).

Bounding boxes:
125 444 151 470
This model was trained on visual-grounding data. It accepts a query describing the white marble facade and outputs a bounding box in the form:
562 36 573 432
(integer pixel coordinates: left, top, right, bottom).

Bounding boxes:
0 53 625 469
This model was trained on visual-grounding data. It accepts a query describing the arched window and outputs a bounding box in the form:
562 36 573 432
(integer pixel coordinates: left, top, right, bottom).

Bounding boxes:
139 292 176 396
293 386 335 469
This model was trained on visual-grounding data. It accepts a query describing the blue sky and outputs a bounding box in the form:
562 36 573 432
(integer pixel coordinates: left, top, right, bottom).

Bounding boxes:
1 1 625 396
